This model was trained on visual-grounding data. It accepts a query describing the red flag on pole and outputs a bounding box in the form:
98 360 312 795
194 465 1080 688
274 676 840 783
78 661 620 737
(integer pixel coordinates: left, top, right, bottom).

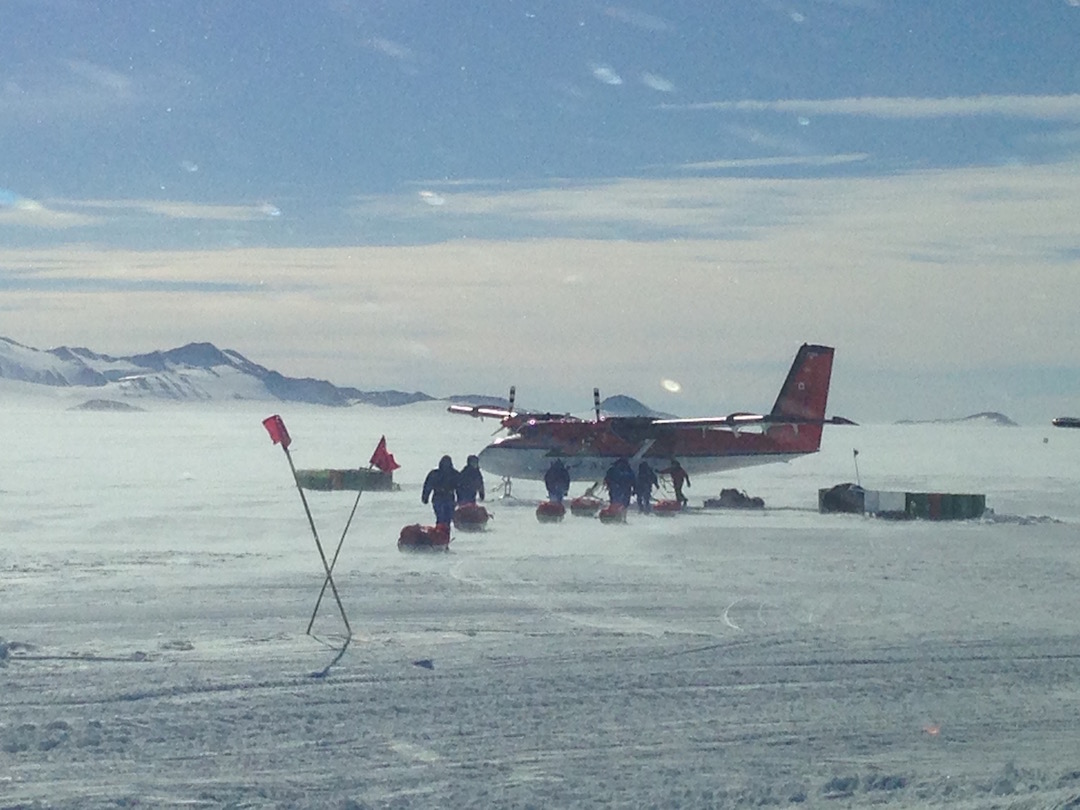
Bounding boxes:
262 414 292 449
369 435 400 472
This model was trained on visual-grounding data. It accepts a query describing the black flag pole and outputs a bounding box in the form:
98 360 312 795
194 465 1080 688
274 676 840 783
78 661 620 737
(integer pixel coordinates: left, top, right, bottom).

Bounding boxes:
853 448 861 487
263 415 351 639
306 467 372 635
305 435 399 634
282 443 353 638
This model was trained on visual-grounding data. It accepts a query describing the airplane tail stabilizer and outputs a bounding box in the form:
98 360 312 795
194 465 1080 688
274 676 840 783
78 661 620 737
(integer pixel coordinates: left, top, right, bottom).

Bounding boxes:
767 343 835 449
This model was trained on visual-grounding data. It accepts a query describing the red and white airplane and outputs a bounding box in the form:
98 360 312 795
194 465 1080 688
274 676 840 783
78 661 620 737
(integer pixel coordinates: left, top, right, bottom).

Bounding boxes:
448 343 852 484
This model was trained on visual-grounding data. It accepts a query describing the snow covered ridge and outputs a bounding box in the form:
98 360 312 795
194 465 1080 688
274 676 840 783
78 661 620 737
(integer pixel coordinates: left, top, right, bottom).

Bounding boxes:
0 335 432 407
895 412 1019 427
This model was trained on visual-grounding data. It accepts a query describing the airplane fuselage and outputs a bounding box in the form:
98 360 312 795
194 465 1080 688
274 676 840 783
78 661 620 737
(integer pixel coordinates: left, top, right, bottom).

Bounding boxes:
478 419 820 482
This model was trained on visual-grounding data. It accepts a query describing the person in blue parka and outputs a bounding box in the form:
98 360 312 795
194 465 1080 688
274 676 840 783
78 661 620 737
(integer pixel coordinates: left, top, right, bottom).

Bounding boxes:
422 455 459 527
544 459 571 504
456 454 485 505
603 457 635 508
635 460 659 513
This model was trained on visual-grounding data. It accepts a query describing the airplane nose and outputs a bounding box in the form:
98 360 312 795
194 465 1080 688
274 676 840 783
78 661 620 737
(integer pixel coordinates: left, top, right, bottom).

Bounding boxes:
477 445 499 472
477 444 515 479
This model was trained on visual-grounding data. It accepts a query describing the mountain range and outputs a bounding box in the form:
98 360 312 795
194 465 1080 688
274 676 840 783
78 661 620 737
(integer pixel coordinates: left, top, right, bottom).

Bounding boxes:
0 336 666 415
0 336 431 407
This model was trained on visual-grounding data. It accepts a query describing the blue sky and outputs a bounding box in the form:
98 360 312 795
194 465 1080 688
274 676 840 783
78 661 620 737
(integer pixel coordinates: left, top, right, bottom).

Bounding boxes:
2 1 1080 422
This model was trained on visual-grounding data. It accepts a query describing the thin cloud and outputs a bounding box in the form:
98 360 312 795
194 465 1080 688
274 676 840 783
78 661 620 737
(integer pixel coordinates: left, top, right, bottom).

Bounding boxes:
47 198 284 223
131 201 285 222
589 63 623 86
363 37 422 75
676 153 869 170
0 275 256 294
0 59 141 121
641 72 676 93
0 201 98 229
0 197 288 244
64 59 135 98
663 94 1080 121
602 6 673 32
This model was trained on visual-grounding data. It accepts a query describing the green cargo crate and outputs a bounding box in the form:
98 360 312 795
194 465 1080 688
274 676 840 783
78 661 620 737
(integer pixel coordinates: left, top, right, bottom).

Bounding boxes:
295 468 397 491
905 492 984 520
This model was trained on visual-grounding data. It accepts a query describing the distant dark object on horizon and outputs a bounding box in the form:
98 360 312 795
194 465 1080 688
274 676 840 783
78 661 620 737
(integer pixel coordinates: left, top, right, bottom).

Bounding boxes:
703 488 765 510
69 399 145 412
895 412 1017 427
1052 416 1080 429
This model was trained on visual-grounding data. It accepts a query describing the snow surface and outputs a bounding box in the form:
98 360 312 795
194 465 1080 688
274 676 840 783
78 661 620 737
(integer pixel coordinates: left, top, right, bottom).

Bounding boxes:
3 389 1080 809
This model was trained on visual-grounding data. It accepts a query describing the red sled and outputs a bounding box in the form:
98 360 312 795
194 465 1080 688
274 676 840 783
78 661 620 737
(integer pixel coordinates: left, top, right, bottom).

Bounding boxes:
398 523 451 551
453 503 491 532
536 501 566 523
569 496 604 517
598 503 628 524
652 499 682 516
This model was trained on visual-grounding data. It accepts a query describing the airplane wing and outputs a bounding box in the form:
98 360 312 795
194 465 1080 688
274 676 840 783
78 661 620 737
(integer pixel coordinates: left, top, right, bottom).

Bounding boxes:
449 404 855 428
651 414 857 428
447 404 516 420
652 412 766 428
447 404 585 426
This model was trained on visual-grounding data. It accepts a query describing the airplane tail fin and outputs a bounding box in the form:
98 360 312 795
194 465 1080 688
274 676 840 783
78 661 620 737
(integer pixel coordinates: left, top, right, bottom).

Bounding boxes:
767 344 835 450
